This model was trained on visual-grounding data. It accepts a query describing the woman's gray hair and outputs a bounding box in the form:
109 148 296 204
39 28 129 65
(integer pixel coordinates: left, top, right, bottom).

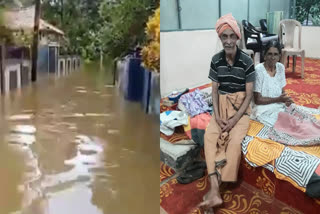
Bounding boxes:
264 40 282 55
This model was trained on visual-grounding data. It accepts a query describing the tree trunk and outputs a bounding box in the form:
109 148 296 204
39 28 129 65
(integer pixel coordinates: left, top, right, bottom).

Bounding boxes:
61 0 64 24
306 8 310 26
0 43 5 93
31 0 41 82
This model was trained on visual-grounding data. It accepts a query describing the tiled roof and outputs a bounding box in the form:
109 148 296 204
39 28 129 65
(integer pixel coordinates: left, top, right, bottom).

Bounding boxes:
3 6 64 35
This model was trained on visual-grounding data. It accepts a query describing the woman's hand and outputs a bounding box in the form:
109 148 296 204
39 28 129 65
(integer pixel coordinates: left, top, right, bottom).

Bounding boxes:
285 98 294 107
279 92 292 103
285 101 292 107
279 92 294 106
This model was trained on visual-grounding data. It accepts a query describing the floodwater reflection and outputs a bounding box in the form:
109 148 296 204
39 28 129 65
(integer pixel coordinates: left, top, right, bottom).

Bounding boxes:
0 63 159 214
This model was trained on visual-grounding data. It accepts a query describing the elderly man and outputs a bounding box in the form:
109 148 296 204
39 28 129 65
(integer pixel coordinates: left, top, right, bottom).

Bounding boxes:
198 14 255 212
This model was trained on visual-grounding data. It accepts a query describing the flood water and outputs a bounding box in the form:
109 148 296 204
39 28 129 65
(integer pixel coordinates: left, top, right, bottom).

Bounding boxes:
0 62 159 214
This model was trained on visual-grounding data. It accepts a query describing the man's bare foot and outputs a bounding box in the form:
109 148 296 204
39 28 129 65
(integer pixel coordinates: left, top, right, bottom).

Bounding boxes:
204 208 214 214
198 190 223 212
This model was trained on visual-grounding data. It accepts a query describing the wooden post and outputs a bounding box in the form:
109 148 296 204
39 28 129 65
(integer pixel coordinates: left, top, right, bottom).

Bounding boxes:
29 45 32 80
113 58 117 85
31 0 41 82
21 46 24 85
100 49 103 70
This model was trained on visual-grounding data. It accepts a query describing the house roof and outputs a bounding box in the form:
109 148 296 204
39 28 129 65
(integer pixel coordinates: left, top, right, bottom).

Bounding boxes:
3 6 64 35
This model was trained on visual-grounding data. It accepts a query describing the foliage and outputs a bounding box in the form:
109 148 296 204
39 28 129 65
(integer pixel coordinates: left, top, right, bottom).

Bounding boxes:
40 0 158 61
11 30 33 46
0 8 14 44
0 0 34 8
0 0 35 46
1 0 158 60
309 6 320 25
99 0 158 59
141 7 159 72
296 0 320 25
42 0 107 59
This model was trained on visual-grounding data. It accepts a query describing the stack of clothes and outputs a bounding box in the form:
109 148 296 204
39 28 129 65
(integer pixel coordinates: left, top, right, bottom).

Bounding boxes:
160 85 213 184
160 85 213 147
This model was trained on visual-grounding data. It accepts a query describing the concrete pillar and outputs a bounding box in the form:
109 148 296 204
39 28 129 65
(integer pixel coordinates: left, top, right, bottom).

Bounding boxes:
4 64 21 93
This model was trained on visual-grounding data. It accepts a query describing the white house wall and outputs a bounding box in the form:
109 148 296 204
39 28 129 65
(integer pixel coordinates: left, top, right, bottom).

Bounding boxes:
301 26 320 59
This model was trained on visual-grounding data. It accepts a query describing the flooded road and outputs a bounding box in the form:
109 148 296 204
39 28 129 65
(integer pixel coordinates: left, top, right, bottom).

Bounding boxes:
0 63 159 214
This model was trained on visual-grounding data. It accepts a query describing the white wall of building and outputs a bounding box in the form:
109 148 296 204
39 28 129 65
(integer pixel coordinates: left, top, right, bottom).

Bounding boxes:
301 26 320 59
161 26 320 97
160 30 222 97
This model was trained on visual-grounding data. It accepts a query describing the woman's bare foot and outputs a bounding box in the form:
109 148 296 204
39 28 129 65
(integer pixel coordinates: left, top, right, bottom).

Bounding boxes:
198 189 223 212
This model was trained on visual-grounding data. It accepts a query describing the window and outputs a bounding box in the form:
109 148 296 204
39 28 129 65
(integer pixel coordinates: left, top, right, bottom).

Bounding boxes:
160 0 179 31
296 0 320 26
270 0 291 19
160 0 298 31
179 0 219 30
249 0 269 26
221 0 248 23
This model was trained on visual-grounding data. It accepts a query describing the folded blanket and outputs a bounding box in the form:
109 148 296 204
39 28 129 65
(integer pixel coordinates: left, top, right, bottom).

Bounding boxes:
183 113 211 147
160 111 188 136
243 119 320 195
269 104 320 146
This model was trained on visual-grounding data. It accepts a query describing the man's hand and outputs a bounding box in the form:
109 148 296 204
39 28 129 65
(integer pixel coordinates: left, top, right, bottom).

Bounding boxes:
222 116 239 133
216 117 228 130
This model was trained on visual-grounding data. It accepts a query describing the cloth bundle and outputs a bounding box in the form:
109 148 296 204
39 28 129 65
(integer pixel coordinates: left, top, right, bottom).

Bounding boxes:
160 110 189 136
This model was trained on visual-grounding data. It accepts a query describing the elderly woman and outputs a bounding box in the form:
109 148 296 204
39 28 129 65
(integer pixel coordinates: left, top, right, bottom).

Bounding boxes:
251 40 320 198
252 40 320 148
252 40 293 126
199 14 255 212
